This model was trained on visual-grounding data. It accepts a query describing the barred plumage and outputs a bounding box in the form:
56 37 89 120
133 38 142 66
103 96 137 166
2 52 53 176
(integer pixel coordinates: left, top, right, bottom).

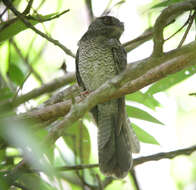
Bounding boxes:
76 16 140 178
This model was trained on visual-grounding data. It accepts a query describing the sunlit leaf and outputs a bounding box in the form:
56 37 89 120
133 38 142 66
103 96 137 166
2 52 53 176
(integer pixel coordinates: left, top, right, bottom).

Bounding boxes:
63 121 91 163
36 128 55 163
132 123 160 145
0 42 9 76
0 88 13 101
7 64 25 86
18 173 41 190
146 65 196 95
126 91 160 110
126 105 163 125
0 174 9 190
0 117 54 177
0 149 5 164
114 0 126 7
0 12 67 42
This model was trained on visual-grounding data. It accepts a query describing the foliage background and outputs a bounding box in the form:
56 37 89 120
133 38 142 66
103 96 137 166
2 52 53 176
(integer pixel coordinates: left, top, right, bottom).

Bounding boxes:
0 0 196 190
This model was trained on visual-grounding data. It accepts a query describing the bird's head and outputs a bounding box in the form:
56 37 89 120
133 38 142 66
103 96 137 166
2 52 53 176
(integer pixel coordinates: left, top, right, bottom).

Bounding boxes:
88 16 124 39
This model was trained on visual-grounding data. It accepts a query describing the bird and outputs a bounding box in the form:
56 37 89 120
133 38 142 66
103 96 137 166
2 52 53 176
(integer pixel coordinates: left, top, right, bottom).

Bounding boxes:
75 16 140 178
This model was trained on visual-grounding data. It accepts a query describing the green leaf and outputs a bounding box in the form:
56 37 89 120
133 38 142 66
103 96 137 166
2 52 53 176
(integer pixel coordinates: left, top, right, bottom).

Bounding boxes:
7 64 25 86
0 12 67 42
126 91 160 110
114 0 126 7
63 121 91 163
132 123 160 145
0 174 9 190
151 0 184 9
0 18 37 43
36 128 55 163
18 173 58 190
126 105 163 125
146 65 196 95
0 42 9 76
0 88 13 101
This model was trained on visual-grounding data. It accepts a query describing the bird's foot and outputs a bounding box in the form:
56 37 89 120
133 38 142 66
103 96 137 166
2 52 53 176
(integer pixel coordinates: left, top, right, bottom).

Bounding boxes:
80 90 90 98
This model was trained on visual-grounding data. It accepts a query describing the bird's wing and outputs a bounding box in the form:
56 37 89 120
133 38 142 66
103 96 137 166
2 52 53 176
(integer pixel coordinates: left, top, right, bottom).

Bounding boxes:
75 49 86 90
75 48 99 123
111 41 127 73
111 42 127 135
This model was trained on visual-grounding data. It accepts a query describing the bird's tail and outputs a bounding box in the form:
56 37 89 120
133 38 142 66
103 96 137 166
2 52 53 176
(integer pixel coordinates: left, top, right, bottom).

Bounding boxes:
97 99 134 178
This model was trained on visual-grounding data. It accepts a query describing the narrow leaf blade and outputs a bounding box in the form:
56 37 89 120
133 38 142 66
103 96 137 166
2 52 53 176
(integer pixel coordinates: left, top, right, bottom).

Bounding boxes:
146 65 196 95
126 91 160 110
0 12 65 42
126 105 163 125
132 123 160 145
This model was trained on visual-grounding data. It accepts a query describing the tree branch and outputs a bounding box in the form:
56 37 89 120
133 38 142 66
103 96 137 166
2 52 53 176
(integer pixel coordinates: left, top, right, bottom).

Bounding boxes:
177 11 196 48
4 145 196 188
123 28 153 52
130 169 141 190
152 0 196 57
23 0 34 15
10 39 43 84
85 0 94 22
43 83 79 106
0 72 75 109
43 40 196 141
2 0 75 58
56 145 196 171
18 40 196 123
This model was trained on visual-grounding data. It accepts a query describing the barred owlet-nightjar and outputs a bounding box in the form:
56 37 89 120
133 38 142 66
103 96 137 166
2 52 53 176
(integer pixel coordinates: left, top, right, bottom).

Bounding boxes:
76 16 140 178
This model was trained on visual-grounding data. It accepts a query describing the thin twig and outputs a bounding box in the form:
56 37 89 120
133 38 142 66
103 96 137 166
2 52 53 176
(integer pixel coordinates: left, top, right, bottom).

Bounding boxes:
23 0 34 15
178 11 196 48
130 168 141 190
12 72 31 102
0 7 8 19
28 9 70 22
10 39 43 84
165 11 192 41
123 28 153 52
85 0 94 22
2 0 75 58
56 145 196 171
101 0 113 16
152 0 196 57
0 72 75 109
35 0 46 11
96 174 104 190
12 72 75 107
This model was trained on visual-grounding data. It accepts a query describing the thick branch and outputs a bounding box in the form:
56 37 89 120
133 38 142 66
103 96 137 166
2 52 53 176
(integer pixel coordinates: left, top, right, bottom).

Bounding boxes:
21 40 196 123
41 41 196 141
152 0 196 56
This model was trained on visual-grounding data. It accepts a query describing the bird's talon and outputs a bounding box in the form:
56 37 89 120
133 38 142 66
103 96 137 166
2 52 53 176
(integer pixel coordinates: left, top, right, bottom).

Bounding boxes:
80 90 90 98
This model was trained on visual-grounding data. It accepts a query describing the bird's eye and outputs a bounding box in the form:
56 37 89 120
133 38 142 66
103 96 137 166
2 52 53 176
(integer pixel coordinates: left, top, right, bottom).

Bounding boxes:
102 17 113 25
